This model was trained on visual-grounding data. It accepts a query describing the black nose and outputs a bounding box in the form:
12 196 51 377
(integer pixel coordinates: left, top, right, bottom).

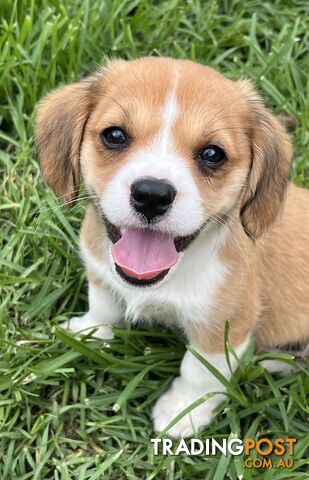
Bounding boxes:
130 177 177 222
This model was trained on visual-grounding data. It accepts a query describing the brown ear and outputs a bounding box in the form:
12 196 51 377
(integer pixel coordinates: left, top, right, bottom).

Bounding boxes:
36 77 96 204
238 80 293 239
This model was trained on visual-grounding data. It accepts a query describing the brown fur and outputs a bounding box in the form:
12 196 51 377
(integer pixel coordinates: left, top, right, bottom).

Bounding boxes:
36 57 309 355
255 184 309 347
188 220 261 352
237 80 292 239
190 185 309 353
36 76 98 203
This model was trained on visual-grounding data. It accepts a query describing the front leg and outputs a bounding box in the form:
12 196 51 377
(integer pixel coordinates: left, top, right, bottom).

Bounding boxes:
152 333 249 438
62 279 124 339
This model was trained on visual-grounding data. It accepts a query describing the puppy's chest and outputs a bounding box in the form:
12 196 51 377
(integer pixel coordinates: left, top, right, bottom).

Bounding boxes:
82 231 228 326
124 294 180 325
115 260 228 326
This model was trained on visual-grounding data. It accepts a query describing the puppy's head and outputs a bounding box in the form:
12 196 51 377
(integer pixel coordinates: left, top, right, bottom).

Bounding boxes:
37 57 292 286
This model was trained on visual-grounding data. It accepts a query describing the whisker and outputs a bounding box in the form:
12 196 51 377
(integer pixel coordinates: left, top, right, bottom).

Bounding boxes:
33 186 90 215
33 194 100 236
35 194 99 216
101 92 132 124
200 206 252 274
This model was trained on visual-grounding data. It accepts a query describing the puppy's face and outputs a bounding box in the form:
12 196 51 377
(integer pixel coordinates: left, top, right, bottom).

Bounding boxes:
37 57 292 286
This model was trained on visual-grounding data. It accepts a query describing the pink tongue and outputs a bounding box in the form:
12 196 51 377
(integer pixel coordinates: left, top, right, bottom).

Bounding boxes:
111 228 179 280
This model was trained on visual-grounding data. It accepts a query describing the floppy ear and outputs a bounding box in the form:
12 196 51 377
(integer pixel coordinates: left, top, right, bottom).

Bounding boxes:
238 80 293 239
36 77 96 204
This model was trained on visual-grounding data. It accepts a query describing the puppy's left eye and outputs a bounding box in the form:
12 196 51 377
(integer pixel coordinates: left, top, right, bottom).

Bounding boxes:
100 127 128 149
198 145 226 169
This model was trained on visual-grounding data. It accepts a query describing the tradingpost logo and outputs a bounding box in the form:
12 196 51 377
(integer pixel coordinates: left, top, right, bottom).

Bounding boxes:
151 437 296 469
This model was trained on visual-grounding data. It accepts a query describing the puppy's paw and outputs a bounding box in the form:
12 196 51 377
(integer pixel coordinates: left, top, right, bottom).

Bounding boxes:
60 314 114 339
152 378 213 438
261 359 295 373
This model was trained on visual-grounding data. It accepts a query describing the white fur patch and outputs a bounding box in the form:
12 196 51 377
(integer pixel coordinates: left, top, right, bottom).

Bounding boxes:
80 222 228 327
156 82 179 157
62 280 124 339
71 226 239 436
152 338 249 437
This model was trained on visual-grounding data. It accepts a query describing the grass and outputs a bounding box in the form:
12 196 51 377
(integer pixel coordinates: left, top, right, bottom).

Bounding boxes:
0 0 308 478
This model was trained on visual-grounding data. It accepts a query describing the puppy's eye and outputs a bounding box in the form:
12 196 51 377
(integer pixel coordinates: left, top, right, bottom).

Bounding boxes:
198 145 226 169
100 127 128 149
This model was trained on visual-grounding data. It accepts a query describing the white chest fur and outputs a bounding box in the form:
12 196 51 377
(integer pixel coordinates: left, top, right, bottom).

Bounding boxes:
81 224 228 328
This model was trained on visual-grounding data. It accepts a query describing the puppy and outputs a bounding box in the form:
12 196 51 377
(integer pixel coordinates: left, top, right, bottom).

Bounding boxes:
36 57 309 438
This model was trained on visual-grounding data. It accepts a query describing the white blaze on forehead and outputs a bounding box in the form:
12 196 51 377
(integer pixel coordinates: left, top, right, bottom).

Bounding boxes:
100 71 205 237
157 79 179 156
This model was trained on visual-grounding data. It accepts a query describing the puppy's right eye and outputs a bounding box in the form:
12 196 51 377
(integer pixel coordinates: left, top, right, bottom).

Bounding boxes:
100 127 128 149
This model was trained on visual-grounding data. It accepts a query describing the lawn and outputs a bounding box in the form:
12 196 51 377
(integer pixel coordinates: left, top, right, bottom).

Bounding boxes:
0 0 308 478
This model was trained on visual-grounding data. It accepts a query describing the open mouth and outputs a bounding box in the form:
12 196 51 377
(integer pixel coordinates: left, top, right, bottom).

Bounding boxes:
103 216 200 286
